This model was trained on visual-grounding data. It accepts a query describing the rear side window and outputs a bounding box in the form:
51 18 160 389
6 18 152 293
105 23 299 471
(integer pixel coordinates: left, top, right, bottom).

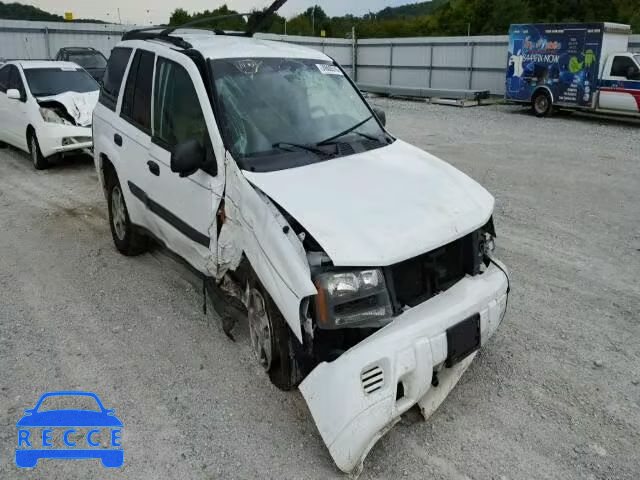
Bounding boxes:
99 47 132 111
611 56 636 77
0 65 9 93
121 49 154 133
153 58 208 151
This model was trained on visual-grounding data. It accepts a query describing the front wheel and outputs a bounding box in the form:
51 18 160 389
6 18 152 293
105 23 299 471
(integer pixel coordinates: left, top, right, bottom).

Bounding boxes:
532 90 553 117
106 173 148 256
28 132 48 170
247 282 305 391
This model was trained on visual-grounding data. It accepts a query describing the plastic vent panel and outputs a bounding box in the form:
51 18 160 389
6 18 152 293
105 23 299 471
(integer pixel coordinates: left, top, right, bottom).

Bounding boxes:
361 365 384 394
337 142 355 156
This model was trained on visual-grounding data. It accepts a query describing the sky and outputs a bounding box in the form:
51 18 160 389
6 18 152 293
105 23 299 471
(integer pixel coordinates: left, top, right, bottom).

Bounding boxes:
24 0 416 25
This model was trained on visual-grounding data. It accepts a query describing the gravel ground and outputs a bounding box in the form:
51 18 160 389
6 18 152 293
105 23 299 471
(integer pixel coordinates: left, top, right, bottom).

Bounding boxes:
1 100 639 479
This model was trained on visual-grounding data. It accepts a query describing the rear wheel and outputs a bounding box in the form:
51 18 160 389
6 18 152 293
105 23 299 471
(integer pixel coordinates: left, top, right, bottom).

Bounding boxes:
247 281 305 391
28 132 48 170
532 90 553 117
106 172 148 256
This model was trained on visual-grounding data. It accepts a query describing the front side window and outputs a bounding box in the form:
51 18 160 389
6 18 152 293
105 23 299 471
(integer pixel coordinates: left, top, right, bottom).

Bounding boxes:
211 57 387 171
121 49 154 132
68 52 107 70
153 58 208 151
8 66 25 98
24 68 99 97
0 65 10 93
611 56 637 77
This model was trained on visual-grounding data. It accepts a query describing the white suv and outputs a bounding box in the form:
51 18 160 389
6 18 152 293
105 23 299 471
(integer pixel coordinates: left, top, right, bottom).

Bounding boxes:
93 28 509 474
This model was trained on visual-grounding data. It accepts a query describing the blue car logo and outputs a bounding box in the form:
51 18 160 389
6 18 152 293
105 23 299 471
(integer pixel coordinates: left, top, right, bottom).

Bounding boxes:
15 391 123 468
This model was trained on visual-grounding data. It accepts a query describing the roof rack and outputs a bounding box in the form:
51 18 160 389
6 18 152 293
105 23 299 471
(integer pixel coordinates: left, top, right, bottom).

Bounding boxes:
122 0 288 49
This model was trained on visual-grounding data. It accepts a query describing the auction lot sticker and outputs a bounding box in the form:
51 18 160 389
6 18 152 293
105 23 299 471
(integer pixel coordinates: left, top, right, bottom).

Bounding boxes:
15 391 123 468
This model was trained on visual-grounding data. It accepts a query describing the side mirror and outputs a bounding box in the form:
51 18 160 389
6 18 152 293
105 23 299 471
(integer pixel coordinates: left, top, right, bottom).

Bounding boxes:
373 107 386 127
7 88 21 100
171 139 205 178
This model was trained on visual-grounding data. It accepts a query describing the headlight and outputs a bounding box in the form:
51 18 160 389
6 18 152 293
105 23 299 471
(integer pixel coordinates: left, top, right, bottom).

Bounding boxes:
40 107 71 125
314 269 393 329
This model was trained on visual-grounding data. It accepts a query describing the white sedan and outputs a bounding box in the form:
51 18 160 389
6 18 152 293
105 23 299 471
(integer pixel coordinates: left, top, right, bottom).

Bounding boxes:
0 61 99 169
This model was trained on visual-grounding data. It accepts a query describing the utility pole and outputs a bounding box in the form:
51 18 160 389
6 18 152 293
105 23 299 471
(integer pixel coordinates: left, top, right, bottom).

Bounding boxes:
284 19 287 35
311 5 315 36
117 8 122 25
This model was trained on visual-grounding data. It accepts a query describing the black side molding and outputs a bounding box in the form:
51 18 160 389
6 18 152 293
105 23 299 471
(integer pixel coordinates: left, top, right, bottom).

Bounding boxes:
127 181 210 248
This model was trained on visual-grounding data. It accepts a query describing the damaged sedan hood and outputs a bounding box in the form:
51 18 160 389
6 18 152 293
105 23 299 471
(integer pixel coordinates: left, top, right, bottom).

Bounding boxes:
243 139 494 267
37 90 99 127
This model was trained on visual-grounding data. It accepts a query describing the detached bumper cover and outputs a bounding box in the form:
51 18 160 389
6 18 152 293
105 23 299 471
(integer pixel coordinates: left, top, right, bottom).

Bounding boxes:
300 261 509 474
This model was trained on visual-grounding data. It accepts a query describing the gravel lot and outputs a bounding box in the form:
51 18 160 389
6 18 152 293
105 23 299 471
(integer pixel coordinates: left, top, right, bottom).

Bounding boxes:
1 99 639 479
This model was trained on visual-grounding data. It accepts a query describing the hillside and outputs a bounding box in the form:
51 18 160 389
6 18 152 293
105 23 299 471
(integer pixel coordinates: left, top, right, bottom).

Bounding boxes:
376 0 448 19
0 1 105 23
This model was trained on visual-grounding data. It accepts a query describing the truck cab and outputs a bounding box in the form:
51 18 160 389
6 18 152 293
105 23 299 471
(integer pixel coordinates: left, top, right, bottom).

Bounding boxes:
597 52 640 113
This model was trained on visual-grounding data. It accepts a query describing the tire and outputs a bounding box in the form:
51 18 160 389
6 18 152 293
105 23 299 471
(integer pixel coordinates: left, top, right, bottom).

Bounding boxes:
532 90 553 117
106 172 148 256
248 281 305 391
28 131 48 170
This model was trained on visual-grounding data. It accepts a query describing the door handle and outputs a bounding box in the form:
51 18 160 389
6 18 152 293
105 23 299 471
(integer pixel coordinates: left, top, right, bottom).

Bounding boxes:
114 134 122 147
147 160 160 176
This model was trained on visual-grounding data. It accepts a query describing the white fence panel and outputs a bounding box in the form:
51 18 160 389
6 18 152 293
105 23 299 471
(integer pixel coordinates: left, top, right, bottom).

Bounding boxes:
1 20 637 95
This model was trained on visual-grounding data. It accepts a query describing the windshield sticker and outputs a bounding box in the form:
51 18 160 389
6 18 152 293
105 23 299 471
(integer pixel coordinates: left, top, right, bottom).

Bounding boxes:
60 67 78 71
316 64 343 75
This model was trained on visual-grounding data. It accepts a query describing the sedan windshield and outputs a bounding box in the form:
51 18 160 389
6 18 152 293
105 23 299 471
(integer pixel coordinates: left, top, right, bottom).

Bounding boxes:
24 67 99 97
211 58 388 171
68 52 107 69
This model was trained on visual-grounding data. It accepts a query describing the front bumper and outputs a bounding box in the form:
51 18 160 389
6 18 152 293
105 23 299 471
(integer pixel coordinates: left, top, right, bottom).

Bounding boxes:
300 261 509 474
37 124 92 158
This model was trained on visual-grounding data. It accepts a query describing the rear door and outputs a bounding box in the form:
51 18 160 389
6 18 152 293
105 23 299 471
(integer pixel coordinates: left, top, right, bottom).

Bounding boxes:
113 48 158 235
599 55 640 113
144 55 224 274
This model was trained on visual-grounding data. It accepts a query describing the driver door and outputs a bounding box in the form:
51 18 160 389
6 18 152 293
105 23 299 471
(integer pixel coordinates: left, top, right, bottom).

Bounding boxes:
145 55 225 275
599 55 640 113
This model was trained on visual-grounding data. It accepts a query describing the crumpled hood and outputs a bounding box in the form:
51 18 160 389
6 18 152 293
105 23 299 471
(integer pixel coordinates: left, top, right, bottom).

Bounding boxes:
243 139 494 267
37 90 99 127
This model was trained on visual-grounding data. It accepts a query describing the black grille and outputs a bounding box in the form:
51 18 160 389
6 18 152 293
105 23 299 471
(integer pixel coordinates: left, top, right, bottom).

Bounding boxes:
386 230 480 309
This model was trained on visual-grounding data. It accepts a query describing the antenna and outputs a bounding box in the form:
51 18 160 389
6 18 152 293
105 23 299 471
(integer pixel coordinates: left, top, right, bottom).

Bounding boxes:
246 0 288 37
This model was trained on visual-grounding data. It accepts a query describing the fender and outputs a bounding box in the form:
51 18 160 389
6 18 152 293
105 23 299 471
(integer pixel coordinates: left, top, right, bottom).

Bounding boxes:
218 154 316 341
532 85 554 104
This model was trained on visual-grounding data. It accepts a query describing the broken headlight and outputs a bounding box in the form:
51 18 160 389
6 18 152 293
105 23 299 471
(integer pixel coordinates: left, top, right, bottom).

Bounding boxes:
40 107 71 125
314 269 393 329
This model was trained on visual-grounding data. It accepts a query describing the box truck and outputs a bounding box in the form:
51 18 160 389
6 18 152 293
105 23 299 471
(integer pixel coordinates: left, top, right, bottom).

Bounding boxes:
506 23 640 117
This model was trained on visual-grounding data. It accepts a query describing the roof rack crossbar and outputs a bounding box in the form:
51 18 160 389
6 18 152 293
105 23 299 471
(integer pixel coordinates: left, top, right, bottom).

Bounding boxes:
121 0 288 48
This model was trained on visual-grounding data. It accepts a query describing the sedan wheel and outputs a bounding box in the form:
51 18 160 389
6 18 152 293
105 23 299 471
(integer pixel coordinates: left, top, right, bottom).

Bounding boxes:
248 288 274 371
29 133 48 170
110 185 127 242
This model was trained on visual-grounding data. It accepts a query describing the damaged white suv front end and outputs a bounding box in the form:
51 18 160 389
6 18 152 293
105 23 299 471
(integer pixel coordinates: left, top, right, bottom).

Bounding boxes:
209 52 511 474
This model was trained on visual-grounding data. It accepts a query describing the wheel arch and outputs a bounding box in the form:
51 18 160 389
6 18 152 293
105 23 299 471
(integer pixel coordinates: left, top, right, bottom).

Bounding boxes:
532 86 554 104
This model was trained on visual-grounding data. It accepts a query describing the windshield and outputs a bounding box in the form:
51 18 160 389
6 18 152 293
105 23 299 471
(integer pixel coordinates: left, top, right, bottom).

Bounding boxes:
24 67 99 97
68 52 107 69
211 58 388 171
635 55 640 66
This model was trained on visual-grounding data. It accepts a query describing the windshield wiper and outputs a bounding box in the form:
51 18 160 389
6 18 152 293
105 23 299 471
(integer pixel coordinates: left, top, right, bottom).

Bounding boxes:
272 142 327 156
316 115 376 145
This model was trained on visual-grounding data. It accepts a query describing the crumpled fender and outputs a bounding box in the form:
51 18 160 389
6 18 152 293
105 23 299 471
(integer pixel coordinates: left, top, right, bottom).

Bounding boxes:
218 154 317 341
